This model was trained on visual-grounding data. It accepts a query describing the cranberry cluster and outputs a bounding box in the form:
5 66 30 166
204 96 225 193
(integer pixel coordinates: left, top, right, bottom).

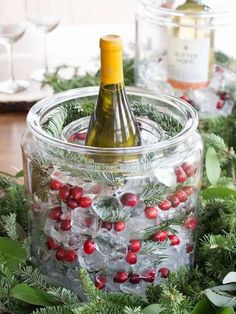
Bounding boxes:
47 180 93 262
95 267 170 290
45 160 197 291
216 91 230 110
180 90 231 111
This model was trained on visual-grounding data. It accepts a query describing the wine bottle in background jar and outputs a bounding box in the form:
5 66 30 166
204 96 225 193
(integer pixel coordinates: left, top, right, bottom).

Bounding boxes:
167 0 214 90
85 35 141 152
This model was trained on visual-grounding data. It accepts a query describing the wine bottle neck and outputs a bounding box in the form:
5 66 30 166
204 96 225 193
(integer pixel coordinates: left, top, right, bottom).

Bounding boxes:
100 49 124 86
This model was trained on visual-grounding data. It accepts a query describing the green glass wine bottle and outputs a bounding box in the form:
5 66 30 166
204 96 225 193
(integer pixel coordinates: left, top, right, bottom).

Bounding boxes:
85 35 141 156
167 0 214 90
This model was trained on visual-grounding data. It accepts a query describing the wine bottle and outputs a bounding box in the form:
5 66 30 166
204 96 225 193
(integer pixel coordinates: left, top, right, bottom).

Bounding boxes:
85 35 141 152
167 0 214 90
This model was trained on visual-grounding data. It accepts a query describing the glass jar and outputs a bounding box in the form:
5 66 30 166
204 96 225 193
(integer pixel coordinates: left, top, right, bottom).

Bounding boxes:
21 86 203 294
135 0 236 118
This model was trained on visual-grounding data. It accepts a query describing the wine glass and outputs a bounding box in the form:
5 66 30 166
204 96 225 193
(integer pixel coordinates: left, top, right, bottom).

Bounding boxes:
26 0 61 81
0 0 29 94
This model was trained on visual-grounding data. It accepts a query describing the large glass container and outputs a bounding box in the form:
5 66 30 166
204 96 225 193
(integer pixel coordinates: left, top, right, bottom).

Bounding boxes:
136 0 236 118
21 87 203 294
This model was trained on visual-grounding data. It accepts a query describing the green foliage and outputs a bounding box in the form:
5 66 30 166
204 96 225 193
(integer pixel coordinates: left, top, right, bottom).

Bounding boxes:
42 58 134 93
9 283 58 307
0 237 27 272
205 147 221 185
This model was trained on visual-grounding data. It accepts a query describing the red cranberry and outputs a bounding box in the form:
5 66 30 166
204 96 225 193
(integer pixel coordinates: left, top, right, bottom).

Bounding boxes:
129 239 142 253
48 207 62 220
61 219 72 231
216 100 224 109
74 132 87 141
71 186 83 201
83 239 96 254
186 243 194 253
152 230 168 242
158 267 170 278
120 193 138 207
143 269 156 283
129 273 141 284
95 276 106 289
184 216 198 230
46 237 59 250
113 271 128 283
114 221 125 232
175 167 187 183
145 206 158 219
59 185 71 201
174 190 188 202
180 95 194 106
78 196 92 208
167 195 180 208
126 252 137 265
218 91 230 101
50 179 62 190
182 186 194 196
182 163 196 177
101 221 113 231
66 199 78 209
158 200 172 211
168 234 180 246
55 248 66 261
215 65 224 73
84 217 93 227
64 250 77 262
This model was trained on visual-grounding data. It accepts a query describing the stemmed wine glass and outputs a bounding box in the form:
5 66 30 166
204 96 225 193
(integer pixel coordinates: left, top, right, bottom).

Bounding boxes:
26 0 61 81
0 0 29 94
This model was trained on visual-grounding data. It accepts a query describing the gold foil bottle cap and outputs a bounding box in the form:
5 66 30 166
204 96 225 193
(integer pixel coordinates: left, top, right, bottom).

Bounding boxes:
100 34 122 51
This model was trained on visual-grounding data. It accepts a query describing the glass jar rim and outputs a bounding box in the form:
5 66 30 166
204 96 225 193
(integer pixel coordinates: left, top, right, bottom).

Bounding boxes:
138 0 236 28
27 86 198 155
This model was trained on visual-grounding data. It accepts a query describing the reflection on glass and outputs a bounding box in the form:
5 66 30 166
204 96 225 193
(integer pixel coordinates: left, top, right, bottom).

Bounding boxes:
26 0 61 81
0 0 29 94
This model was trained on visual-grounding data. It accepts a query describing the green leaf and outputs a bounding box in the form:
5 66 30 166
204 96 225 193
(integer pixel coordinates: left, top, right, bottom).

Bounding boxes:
10 283 59 306
0 237 27 271
142 304 165 314
202 186 236 200
223 272 236 284
206 147 221 185
216 307 235 314
15 170 24 178
205 288 236 308
191 297 215 314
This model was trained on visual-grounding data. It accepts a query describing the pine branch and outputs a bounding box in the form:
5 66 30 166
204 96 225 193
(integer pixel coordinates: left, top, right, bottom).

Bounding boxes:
78 268 101 301
42 106 67 138
32 305 73 314
141 182 173 206
139 241 167 256
145 284 162 304
123 306 142 314
202 133 228 156
0 176 28 232
72 300 123 314
47 287 81 305
93 197 130 222
132 101 182 138
1 213 18 240
17 266 48 289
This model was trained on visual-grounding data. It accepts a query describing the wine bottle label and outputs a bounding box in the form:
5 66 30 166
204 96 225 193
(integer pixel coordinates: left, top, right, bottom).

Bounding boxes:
167 36 210 89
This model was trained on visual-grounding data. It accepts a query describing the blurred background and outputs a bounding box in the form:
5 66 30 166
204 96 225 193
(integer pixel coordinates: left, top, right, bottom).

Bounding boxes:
0 0 136 77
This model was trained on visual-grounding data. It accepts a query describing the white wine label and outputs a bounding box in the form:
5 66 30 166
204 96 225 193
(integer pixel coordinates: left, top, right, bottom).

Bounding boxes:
167 36 210 89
